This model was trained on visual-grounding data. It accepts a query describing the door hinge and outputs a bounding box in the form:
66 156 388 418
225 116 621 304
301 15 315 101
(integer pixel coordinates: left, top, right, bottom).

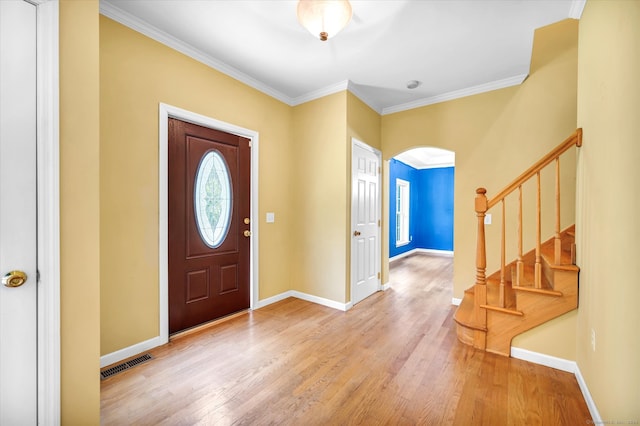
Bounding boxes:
37 270 41 283
378 219 381 227
378 166 381 174
248 140 252 148
377 272 381 279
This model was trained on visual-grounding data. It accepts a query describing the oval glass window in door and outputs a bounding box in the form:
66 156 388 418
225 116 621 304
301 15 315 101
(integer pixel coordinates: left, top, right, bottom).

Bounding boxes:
194 150 233 248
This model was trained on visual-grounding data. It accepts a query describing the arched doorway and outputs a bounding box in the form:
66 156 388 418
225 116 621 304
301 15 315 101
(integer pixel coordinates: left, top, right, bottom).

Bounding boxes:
389 147 455 260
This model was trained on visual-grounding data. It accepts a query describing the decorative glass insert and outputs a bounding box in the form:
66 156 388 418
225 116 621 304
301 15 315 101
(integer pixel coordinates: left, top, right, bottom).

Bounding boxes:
194 150 232 248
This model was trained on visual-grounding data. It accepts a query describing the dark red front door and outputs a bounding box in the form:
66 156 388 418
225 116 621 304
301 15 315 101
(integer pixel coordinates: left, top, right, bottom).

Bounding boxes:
168 118 250 334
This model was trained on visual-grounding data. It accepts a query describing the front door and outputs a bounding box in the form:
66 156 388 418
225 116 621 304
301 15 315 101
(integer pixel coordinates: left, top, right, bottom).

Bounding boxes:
168 119 251 334
351 140 381 305
0 0 38 422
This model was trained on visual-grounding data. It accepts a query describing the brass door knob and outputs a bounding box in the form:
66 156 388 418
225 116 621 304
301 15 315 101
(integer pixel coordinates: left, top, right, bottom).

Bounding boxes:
3 270 27 288
243 230 251 237
354 231 361 236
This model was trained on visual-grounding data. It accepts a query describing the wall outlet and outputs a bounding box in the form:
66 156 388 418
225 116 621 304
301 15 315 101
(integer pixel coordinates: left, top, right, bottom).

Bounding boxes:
484 213 492 225
591 329 596 352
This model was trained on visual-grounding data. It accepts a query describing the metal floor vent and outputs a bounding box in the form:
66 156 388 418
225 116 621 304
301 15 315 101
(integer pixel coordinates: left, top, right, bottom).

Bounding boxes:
100 353 153 380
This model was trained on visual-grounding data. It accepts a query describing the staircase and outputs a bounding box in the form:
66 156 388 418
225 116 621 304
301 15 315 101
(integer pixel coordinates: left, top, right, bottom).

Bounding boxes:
454 129 582 356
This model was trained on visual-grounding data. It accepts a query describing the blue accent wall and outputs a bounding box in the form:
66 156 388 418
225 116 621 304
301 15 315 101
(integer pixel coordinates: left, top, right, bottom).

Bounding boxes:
415 167 455 251
389 159 454 258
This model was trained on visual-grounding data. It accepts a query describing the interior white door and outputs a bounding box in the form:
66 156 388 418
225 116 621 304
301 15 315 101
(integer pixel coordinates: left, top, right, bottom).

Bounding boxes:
0 0 38 423
351 140 381 305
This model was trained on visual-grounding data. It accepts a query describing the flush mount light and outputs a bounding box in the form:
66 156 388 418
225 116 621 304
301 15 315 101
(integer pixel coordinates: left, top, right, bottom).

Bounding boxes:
406 80 422 89
297 0 353 41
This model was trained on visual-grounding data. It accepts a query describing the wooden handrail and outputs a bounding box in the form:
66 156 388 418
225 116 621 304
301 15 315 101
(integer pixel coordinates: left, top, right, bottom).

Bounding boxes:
487 128 582 209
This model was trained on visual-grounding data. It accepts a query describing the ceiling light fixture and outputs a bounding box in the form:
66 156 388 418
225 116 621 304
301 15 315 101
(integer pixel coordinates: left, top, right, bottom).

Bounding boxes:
406 80 422 89
297 0 353 41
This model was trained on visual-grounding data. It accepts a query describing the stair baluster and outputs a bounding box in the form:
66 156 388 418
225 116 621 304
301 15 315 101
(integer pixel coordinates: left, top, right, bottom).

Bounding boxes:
499 199 506 308
516 185 523 287
554 157 562 265
535 171 542 288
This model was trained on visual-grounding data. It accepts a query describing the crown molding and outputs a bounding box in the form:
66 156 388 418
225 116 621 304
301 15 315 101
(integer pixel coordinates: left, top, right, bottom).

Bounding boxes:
99 1 293 105
568 0 586 19
381 73 528 115
98 1 546 115
346 82 384 114
290 80 349 106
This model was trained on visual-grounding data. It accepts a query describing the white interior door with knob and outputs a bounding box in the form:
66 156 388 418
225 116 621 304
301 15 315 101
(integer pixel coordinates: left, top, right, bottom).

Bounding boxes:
351 139 381 305
0 0 38 423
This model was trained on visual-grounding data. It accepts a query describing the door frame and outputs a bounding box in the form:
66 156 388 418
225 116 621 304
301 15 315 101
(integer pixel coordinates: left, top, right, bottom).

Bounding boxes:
32 0 60 422
350 138 382 304
159 103 259 344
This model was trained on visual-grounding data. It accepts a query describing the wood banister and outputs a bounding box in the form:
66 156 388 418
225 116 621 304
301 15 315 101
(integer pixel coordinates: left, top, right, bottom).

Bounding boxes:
487 128 582 209
472 129 582 315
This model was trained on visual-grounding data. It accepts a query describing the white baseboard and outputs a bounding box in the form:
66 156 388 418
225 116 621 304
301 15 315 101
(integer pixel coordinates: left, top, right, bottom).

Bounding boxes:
510 347 576 373
100 336 164 368
390 248 454 262
511 347 599 423
575 363 602 424
416 248 454 257
381 281 390 291
291 290 352 311
389 249 416 262
254 290 294 309
451 297 462 306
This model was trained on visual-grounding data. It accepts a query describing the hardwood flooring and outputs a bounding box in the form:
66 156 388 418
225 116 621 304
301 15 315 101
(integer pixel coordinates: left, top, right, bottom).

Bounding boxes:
101 254 591 425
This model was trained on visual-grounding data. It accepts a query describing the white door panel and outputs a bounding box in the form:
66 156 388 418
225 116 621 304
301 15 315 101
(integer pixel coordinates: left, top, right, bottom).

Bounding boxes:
0 0 38 423
351 141 380 305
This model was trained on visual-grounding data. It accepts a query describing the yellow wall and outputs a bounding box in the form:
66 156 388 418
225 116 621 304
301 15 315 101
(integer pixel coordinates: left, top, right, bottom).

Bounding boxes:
382 19 579 358
60 0 101 423
100 17 293 354
347 92 382 151
290 92 349 302
576 1 640 420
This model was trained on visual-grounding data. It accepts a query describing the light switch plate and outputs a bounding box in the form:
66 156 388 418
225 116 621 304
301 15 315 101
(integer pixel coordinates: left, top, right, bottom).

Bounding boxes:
484 213 492 225
266 212 275 223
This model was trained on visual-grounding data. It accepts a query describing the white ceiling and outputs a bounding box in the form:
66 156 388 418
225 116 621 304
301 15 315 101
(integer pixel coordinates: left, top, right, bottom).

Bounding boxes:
100 0 585 115
394 147 455 169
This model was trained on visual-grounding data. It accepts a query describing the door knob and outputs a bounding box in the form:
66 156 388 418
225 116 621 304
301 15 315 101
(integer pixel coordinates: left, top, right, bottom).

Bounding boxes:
353 231 361 236
3 270 27 288
243 230 251 237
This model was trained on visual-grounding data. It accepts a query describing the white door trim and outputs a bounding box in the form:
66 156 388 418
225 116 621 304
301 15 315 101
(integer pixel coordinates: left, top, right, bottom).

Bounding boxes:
34 0 60 423
350 138 382 304
158 103 259 344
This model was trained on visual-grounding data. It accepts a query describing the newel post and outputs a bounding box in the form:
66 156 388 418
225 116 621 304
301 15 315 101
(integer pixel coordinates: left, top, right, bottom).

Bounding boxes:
475 188 488 288
473 188 488 349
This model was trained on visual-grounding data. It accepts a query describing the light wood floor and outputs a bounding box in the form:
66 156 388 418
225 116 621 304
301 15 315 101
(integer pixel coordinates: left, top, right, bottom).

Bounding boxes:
101 254 591 425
